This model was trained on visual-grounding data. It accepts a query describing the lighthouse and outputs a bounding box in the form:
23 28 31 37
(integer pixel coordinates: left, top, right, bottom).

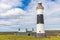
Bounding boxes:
36 3 45 37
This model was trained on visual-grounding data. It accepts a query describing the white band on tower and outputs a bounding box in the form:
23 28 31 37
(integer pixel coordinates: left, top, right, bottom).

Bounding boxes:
37 9 43 15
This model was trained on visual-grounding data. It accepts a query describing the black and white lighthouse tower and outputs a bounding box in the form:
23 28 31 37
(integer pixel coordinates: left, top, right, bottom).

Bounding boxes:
36 3 45 37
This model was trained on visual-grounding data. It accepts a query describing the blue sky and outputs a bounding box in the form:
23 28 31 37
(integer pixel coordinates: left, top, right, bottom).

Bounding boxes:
0 0 60 32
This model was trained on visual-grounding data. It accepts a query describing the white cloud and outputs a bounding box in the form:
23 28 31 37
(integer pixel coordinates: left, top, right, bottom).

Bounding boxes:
0 21 11 25
0 0 23 7
0 0 23 13
0 8 25 17
0 7 28 27
0 0 27 27
44 0 60 16
45 18 60 25
0 3 12 13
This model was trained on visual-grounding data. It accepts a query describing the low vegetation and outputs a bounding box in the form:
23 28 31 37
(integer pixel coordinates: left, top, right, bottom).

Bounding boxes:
0 35 60 40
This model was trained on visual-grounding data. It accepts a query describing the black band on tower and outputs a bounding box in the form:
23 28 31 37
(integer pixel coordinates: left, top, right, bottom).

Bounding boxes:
37 14 44 24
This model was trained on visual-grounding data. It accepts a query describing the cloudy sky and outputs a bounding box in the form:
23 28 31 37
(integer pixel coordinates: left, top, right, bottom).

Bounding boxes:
0 0 60 32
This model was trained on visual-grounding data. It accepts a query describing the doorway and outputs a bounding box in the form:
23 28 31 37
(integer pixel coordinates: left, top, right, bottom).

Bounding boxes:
28 33 30 36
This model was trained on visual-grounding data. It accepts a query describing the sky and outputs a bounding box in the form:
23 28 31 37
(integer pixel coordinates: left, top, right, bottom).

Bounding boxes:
0 0 60 32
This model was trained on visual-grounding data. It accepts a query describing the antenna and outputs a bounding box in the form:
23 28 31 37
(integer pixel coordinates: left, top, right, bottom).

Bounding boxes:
26 28 28 32
18 28 20 32
32 28 34 32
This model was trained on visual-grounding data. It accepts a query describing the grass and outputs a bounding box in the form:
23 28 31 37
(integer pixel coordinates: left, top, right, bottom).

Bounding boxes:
0 35 60 40
16 36 60 40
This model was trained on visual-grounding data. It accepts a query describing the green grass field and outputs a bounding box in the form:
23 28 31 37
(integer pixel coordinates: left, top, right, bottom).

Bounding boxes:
0 35 60 40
